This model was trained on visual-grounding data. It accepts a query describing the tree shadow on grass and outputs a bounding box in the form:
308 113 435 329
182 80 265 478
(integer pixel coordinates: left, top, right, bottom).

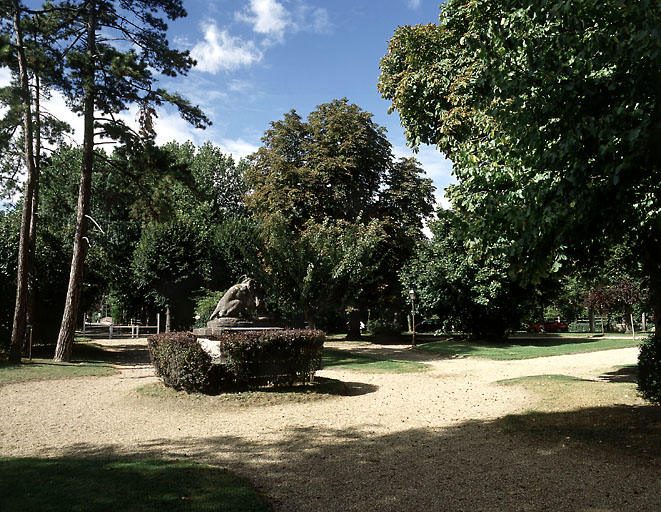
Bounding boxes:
27 341 151 367
598 365 638 383
0 457 269 512
45 404 661 512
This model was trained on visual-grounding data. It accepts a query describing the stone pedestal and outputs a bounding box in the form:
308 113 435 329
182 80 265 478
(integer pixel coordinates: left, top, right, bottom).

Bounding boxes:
192 317 280 337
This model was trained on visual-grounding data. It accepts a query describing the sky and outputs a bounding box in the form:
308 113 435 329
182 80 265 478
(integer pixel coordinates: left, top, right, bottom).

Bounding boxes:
2 0 454 206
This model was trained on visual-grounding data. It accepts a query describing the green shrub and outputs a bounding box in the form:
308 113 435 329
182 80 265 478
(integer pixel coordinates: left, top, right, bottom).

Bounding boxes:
219 329 325 387
366 317 401 336
193 289 225 328
638 334 661 403
147 332 216 393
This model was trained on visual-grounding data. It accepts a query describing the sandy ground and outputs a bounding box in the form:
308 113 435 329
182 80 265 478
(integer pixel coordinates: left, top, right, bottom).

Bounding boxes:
1 338 660 511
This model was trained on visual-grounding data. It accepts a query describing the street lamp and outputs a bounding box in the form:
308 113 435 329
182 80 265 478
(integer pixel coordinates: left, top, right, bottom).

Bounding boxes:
409 288 416 347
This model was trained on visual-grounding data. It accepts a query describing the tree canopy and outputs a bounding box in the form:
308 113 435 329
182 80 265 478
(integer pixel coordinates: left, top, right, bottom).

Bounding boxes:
379 0 661 306
245 98 435 331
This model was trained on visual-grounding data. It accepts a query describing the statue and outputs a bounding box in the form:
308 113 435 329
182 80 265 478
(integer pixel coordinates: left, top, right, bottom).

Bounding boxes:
209 277 267 321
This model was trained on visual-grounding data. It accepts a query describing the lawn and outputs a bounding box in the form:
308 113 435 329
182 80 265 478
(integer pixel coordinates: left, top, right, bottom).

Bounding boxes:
0 458 269 512
322 347 428 373
0 342 115 386
416 335 641 360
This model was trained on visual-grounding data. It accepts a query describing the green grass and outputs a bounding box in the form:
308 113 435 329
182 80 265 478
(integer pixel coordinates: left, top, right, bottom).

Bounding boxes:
0 343 115 386
322 347 428 373
416 335 641 360
0 458 270 512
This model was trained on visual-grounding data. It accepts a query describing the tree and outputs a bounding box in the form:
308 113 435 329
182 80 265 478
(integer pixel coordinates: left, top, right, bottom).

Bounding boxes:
1 1 66 362
379 0 661 320
401 210 531 337
164 141 250 220
246 99 435 330
246 98 398 230
260 214 385 330
132 218 209 331
50 0 209 361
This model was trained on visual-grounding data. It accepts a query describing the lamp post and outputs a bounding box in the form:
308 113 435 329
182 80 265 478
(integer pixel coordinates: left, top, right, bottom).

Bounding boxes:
409 288 416 347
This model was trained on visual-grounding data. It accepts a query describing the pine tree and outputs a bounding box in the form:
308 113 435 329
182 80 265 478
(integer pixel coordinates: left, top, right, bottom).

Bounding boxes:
52 0 209 361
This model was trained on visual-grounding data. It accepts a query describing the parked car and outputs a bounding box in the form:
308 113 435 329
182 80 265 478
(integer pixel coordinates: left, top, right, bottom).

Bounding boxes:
526 319 569 333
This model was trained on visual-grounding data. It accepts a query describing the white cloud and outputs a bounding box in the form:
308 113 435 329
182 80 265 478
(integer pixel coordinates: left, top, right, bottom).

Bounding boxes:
310 8 331 33
216 138 259 160
408 0 421 8
236 0 290 42
236 0 331 43
0 67 11 86
191 22 262 73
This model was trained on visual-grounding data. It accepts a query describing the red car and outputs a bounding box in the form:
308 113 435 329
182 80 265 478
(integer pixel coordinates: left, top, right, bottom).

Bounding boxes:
526 320 569 333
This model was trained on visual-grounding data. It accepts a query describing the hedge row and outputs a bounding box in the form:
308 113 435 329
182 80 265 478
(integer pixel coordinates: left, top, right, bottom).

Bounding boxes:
219 329 325 387
147 329 325 394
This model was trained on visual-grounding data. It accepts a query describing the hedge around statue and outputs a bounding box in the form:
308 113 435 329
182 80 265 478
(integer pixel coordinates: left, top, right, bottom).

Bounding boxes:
147 329 325 393
219 329 325 387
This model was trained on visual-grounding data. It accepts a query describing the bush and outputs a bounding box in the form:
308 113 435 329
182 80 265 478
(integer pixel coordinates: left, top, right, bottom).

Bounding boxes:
366 317 401 336
147 332 216 393
148 329 325 393
638 334 661 403
193 289 225 328
219 329 325 387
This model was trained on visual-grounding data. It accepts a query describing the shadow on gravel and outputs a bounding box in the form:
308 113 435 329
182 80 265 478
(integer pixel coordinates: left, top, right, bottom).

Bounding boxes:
100 343 152 366
47 404 661 512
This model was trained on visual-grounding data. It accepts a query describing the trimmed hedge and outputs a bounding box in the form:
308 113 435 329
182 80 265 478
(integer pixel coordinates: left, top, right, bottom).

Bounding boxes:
638 334 661 403
147 329 325 393
148 332 218 393
219 329 325 387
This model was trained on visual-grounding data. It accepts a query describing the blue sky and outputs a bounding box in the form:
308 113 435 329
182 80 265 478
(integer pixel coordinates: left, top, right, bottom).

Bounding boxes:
163 0 454 205
4 0 454 205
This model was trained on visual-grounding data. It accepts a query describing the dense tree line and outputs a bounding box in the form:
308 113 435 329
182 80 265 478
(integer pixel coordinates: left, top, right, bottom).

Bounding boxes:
0 98 436 353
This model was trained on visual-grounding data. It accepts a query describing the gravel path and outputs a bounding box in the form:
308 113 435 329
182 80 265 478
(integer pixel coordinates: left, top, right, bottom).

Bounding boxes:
1 338 660 511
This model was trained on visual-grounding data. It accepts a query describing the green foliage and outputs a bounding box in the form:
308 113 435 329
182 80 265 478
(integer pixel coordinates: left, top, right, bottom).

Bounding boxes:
246 98 394 229
379 0 661 289
164 141 249 220
147 332 219 393
261 215 385 327
133 219 210 329
246 98 435 327
638 335 661 403
402 210 530 336
209 216 263 291
365 317 402 336
194 289 225 328
219 329 325 388
0 208 19 350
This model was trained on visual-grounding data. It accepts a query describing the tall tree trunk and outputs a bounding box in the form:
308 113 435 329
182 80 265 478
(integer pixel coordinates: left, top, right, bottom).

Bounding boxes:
9 2 38 363
643 236 661 341
25 72 42 341
54 1 96 362
304 310 316 330
345 309 362 340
